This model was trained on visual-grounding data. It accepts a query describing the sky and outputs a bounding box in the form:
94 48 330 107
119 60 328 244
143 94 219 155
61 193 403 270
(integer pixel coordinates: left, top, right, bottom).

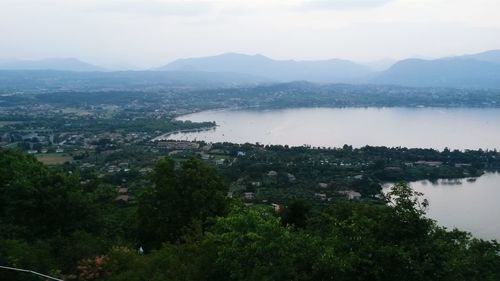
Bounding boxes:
1 0 500 69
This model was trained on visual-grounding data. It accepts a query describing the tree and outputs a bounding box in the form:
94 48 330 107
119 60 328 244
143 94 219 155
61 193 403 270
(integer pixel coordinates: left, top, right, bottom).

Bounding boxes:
137 157 228 249
0 149 96 240
281 200 310 229
201 206 320 281
0 149 106 279
383 181 432 242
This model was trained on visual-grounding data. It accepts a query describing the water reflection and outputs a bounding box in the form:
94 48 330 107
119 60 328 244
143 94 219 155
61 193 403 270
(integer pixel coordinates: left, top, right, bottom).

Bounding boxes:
170 107 500 150
409 172 500 240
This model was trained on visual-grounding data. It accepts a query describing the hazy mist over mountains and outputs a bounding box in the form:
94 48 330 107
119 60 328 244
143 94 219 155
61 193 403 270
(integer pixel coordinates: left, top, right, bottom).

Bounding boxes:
375 50 500 88
3 50 500 88
158 53 372 83
0 58 105 72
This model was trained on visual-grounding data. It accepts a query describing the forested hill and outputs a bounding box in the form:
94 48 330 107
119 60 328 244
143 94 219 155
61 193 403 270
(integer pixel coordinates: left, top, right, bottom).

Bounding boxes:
159 53 372 83
0 148 499 281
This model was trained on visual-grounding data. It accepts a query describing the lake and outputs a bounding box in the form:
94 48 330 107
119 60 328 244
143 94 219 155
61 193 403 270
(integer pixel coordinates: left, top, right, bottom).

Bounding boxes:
167 107 500 240
404 172 500 241
167 107 500 150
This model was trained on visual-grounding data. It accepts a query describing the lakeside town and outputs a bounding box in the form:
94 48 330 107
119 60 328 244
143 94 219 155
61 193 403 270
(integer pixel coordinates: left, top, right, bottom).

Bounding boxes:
2 91 498 207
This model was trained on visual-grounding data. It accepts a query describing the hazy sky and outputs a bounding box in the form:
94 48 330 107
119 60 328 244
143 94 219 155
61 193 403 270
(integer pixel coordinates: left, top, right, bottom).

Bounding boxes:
1 0 500 68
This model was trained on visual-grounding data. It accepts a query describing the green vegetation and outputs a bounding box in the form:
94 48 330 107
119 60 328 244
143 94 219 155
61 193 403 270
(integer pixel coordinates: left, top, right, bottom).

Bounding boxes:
36 153 73 165
137 157 229 249
0 148 498 281
213 143 499 203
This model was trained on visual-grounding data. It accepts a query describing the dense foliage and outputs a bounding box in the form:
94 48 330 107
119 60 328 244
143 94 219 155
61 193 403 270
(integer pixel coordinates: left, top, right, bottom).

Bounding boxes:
137 157 229 249
0 148 498 281
214 143 499 203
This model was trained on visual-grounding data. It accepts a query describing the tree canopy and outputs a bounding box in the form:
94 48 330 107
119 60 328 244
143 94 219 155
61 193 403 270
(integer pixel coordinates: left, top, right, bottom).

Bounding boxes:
137 157 229 249
0 149 498 281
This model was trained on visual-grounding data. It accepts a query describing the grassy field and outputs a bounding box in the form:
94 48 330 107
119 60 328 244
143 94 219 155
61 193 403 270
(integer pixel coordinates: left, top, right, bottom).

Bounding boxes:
59 108 93 116
36 153 73 165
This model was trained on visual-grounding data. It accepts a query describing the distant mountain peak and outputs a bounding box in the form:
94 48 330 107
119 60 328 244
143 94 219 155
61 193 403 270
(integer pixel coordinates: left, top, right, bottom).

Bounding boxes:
373 49 500 88
158 53 371 83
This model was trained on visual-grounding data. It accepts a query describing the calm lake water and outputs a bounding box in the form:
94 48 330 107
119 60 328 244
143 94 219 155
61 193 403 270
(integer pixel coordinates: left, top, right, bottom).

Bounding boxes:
168 107 500 150
403 172 500 241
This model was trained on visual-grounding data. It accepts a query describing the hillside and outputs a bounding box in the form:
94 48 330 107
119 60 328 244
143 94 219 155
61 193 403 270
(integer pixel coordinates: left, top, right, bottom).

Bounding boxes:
373 51 500 88
159 53 372 83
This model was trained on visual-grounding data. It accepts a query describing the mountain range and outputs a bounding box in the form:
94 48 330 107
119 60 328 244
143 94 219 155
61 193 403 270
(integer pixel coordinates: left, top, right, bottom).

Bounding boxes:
158 53 372 83
159 50 500 88
2 50 500 88
375 50 500 88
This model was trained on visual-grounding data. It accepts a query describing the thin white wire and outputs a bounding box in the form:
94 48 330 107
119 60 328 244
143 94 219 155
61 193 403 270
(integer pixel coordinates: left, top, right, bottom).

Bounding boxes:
0 265 64 281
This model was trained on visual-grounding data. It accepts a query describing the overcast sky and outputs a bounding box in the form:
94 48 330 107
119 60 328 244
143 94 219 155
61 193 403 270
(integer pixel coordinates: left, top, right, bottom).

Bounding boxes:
1 0 500 68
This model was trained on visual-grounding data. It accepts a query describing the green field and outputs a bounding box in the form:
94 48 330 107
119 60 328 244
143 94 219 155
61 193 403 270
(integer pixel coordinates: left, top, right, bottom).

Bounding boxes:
36 153 72 165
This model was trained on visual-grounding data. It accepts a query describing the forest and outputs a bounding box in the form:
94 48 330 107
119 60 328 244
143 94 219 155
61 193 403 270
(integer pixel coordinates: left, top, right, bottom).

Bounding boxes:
0 148 498 281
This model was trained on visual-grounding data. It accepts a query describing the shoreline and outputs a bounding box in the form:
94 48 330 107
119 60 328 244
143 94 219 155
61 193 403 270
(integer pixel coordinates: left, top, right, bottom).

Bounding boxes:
151 125 217 142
